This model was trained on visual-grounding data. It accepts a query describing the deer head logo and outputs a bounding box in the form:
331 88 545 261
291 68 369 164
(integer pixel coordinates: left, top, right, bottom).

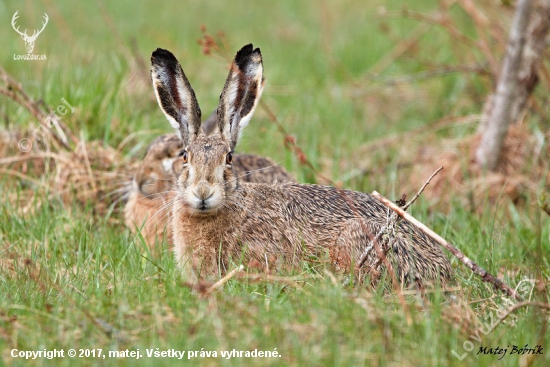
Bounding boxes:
11 11 49 54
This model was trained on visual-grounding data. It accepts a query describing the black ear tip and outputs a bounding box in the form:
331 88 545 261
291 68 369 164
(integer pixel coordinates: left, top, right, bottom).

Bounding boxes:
151 48 178 65
235 44 253 63
235 44 261 69
238 43 254 54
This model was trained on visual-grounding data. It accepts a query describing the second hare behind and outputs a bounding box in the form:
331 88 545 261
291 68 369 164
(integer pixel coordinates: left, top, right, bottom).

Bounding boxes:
150 44 452 285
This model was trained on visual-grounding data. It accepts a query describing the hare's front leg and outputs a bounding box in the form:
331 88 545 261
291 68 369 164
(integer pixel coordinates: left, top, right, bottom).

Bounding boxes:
172 233 197 282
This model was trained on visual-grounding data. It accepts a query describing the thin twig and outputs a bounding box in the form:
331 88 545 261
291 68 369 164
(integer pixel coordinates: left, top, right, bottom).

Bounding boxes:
259 100 335 185
356 167 443 275
236 273 309 288
0 169 48 188
369 22 432 75
205 265 244 294
0 66 76 147
371 191 521 300
490 301 550 330
402 166 443 211
79 132 98 197
356 230 384 269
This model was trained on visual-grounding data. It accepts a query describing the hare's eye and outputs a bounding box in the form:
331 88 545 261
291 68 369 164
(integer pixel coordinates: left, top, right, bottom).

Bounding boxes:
179 150 188 164
225 152 233 165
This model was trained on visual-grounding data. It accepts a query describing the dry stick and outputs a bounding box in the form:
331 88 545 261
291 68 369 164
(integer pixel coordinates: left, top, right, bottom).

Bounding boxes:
402 166 443 211
357 166 443 271
260 63 404 298
237 273 307 288
79 132 98 197
205 265 245 294
0 67 77 147
371 191 521 300
369 22 431 75
356 229 385 270
260 100 334 184
456 0 499 75
491 301 550 330
359 167 442 289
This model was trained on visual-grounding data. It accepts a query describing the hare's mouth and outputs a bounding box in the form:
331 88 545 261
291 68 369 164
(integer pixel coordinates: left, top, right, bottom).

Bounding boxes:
188 204 219 216
184 191 222 215
196 201 213 212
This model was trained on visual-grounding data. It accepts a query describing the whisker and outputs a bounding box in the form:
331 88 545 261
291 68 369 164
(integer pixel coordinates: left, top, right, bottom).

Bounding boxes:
105 185 132 198
143 208 174 240
140 196 180 234
140 175 175 182
135 190 179 202
234 162 283 180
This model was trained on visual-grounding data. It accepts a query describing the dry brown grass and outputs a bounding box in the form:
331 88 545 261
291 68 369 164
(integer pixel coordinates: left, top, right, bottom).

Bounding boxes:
329 0 550 213
410 122 548 209
2 1 549 219
0 130 138 216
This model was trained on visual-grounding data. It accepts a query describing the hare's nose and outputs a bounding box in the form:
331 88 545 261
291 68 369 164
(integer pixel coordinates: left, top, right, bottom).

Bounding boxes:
193 186 213 201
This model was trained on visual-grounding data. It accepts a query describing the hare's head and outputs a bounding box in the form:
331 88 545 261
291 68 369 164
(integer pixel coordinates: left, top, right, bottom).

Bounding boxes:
132 134 183 198
150 45 264 215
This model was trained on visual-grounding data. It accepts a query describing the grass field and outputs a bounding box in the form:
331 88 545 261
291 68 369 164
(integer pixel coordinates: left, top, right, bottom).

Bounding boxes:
1 0 549 366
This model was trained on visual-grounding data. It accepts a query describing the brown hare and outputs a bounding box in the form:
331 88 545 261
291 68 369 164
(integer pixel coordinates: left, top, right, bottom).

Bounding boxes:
124 112 293 247
150 44 452 284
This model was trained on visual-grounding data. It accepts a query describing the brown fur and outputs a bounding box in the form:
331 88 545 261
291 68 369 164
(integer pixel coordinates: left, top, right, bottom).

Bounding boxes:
172 138 452 284
151 45 452 285
124 132 294 247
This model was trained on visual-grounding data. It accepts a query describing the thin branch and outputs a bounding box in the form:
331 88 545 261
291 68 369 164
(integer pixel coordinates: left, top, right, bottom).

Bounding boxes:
356 230 385 269
259 100 335 185
371 191 521 300
79 132 98 197
236 273 310 288
402 166 443 211
358 167 442 275
0 66 77 147
490 301 550 330
205 265 244 294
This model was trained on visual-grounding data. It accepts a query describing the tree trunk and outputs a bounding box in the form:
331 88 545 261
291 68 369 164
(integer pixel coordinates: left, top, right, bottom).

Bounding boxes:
475 0 550 170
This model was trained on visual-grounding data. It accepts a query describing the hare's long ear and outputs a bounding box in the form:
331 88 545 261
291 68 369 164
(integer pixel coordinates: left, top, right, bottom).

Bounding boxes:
216 44 264 150
151 48 202 146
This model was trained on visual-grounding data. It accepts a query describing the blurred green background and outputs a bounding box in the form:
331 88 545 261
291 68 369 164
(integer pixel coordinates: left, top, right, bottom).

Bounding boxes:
1 0 482 188
1 1 548 366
